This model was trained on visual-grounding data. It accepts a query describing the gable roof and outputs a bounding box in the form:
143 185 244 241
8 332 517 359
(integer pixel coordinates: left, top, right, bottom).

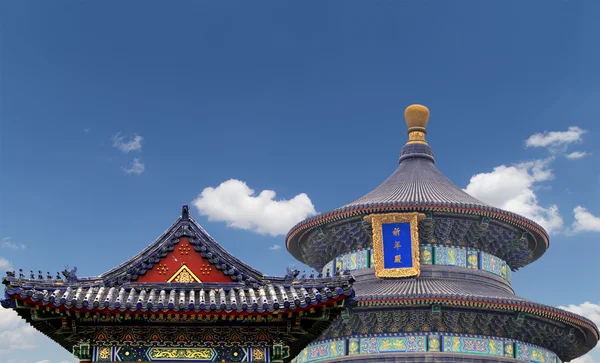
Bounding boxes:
2 206 354 315
99 205 266 286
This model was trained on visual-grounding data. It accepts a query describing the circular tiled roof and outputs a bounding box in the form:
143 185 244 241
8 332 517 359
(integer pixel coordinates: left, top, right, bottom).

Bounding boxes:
286 105 549 266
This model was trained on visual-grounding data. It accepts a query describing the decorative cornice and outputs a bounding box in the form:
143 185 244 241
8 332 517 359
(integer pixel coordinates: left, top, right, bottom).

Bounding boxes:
355 297 599 341
286 204 548 265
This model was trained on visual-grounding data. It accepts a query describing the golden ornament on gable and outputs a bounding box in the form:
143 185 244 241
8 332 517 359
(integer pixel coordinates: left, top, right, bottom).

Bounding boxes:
167 265 202 283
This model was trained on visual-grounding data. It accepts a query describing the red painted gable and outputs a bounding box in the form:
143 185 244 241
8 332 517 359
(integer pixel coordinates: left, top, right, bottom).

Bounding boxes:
136 237 231 283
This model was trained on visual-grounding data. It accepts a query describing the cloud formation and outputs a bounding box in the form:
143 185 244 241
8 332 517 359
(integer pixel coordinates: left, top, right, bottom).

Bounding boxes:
566 151 589 160
525 126 586 153
572 355 597 363
192 179 317 236
0 257 11 272
570 206 600 233
111 132 143 153
0 308 37 354
122 158 145 175
464 158 563 234
269 245 282 250
558 302 600 363
1 237 25 250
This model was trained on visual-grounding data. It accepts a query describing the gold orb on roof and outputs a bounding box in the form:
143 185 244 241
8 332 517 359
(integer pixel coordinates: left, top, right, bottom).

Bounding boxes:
404 104 430 133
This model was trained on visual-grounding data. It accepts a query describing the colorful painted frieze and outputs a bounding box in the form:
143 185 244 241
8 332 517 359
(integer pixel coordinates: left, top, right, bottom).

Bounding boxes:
355 249 369 269
117 346 149 361
295 347 308 363
295 335 560 363
442 336 503 356
434 246 467 267
421 245 433 265
322 246 513 282
147 347 217 360
517 342 557 363
295 347 309 363
95 346 114 362
504 342 515 358
348 338 360 355
481 252 505 277
360 336 425 354
338 254 350 271
427 335 441 352
95 346 269 362
250 348 268 362
467 249 479 269
306 340 345 362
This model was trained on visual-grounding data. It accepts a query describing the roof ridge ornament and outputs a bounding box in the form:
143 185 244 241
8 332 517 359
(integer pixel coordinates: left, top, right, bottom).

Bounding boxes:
404 104 430 145
182 205 190 221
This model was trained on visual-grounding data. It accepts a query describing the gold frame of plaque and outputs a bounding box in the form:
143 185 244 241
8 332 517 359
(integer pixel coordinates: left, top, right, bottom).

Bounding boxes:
365 212 425 278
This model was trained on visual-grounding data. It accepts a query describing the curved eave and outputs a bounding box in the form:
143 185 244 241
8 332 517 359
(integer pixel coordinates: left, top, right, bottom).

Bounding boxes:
356 295 599 357
4 294 348 316
2 276 355 315
286 203 549 264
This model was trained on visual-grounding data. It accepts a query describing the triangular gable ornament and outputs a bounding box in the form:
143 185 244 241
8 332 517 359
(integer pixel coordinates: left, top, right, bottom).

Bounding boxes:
167 265 201 283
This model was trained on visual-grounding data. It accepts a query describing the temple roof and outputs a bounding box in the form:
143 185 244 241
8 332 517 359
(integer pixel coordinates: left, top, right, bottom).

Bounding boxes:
286 105 549 268
2 206 354 315
2 279 352 314
345 144 487 207
349 268 599 359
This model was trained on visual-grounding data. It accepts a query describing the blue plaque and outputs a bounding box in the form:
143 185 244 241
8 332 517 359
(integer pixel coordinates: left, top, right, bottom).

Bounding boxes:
366 212 424 278
382 223 413 269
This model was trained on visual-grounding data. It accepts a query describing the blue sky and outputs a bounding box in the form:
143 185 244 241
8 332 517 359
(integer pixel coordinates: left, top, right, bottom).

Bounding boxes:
1 2 599 362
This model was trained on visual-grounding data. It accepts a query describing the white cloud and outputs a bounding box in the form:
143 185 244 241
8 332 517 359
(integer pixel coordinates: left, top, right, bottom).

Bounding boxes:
0 308 38 354
570 206 600 233
192 179 317 236
559 301 600 329
84 128 91 134
572 355 597 363
558 302 600 363
2 237 25 250
122 158 145 175
525 126 587 152
566 151 589 160
36 360 51 363
111 132 143 153
0 257 12 272
464 158 563 234
269 244 282 250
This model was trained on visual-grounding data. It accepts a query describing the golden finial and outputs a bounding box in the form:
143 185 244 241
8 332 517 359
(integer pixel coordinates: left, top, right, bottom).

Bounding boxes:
404 104 430 145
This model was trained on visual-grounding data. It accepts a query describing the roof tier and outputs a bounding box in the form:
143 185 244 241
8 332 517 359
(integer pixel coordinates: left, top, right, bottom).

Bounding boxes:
321 267 600 362
286 105 549 270
2 278 352 315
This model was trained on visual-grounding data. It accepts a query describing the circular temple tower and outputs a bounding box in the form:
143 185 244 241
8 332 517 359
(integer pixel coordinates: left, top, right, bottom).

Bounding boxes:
286 105 599 363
